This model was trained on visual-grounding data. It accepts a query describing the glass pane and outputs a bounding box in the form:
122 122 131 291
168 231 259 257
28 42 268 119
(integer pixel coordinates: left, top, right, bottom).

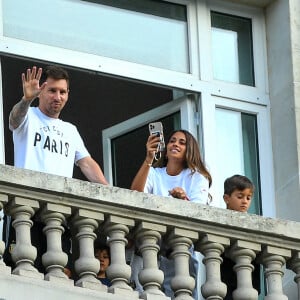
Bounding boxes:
83 0 186 20
112 112 180 188
215 109 244 176
211 11 254 86
241 113 261 215
215 108 261 215
3 0 189 73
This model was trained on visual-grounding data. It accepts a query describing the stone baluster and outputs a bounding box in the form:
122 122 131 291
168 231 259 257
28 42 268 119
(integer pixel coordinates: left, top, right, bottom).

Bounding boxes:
260 246 291 300
166 227 198 300
227 240 261 300
287 251 300 299
7 196 43 278
40 203 72 283
135 221 169 300
0 194 10 274
72 209 106 291
197 234 230 300
103 215 139 298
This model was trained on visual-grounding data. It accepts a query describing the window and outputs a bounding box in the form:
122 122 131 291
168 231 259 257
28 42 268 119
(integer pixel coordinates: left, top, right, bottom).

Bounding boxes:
3 0 189 72
0 0 273 219
215 108 261 214
211 11 254 86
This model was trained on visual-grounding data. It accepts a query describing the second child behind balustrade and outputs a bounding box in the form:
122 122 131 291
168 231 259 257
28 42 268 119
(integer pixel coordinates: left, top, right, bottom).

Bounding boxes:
131 128 212 299
95 245 111 287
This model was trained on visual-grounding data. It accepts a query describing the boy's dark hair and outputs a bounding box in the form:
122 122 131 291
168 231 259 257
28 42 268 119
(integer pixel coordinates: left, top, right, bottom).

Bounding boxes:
41 65 70 88
224 174 255 195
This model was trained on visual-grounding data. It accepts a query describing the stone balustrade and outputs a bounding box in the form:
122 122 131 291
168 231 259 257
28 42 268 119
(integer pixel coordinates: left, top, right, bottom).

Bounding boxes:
0 164 300 300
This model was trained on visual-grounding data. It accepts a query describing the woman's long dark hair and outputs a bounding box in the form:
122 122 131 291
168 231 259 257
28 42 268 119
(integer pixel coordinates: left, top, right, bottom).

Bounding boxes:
154 129 212 187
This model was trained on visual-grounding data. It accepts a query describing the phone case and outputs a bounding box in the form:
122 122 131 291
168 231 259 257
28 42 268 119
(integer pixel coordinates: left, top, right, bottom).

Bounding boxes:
149 122 162 136
149 122 165 152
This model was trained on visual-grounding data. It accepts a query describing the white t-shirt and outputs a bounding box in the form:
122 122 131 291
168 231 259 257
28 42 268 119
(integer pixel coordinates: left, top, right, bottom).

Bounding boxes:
144 167 209 204
10 107 90 177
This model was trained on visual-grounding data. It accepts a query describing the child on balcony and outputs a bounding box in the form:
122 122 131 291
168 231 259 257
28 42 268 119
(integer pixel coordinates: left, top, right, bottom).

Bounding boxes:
223 174 254 212
221 174 261 299
131 129 212 299
95 245 111 287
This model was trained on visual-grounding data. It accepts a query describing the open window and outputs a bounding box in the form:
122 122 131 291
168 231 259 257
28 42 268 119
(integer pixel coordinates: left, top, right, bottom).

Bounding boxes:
102 95 198 188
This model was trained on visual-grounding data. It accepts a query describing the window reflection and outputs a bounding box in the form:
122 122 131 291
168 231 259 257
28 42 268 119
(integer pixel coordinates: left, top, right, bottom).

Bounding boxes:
215 109 261 214
3 0 189 72
211 11 254 86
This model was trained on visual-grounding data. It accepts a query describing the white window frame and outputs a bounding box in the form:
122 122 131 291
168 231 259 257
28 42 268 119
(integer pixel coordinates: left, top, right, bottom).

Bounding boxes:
0 0 268 102
197 0 269 105
0 0 203 91
201 93 275 218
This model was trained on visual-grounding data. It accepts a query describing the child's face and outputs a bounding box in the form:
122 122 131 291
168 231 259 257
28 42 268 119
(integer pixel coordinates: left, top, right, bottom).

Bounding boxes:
95 249 110 272
223 188 253 212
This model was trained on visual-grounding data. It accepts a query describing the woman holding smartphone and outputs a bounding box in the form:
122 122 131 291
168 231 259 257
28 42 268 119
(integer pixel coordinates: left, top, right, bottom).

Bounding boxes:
131 128 212 204
130 128 212 299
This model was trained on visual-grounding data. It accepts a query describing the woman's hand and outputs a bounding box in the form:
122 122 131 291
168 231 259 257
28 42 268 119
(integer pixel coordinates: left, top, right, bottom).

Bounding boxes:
145 134 161 164
169 187 189 201
131 134 160 191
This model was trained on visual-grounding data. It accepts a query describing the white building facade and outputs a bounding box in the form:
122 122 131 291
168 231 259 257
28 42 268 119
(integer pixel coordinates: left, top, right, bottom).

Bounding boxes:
0 0 300 299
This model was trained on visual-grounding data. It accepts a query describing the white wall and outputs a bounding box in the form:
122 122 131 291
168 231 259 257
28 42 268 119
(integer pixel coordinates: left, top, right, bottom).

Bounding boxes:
266 0 300 297
266 0 300 222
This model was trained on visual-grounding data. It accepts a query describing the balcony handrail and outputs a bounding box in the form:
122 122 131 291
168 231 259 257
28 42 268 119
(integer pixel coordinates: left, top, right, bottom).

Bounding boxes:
0 164 299 249
0 164 300 300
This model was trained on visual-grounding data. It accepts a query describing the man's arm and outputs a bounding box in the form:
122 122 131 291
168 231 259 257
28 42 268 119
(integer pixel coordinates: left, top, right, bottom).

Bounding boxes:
77 156 109 185
9 98 33 130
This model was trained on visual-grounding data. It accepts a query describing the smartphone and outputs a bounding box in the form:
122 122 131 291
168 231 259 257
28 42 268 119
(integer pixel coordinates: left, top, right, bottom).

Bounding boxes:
148 122 165 152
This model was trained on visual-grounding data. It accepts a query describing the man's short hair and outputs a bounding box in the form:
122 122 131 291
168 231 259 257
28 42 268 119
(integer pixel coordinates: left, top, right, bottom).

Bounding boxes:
224 174 255 196
41 65 70 88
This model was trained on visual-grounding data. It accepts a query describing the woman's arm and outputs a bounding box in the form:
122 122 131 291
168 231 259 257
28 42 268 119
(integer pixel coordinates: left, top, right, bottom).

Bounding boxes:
130 134 160 191
189 173 210 204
